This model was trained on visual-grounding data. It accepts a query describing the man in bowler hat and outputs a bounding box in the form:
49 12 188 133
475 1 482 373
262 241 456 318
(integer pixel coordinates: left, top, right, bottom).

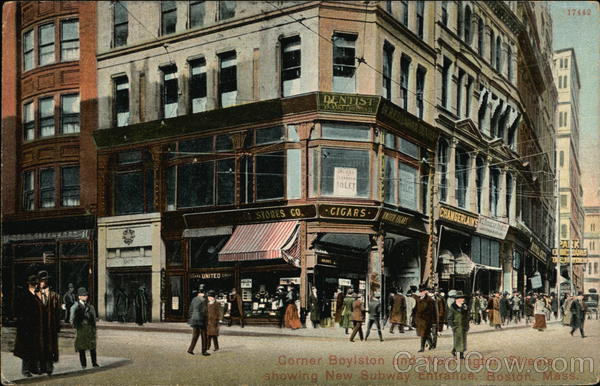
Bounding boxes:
188 284 210 356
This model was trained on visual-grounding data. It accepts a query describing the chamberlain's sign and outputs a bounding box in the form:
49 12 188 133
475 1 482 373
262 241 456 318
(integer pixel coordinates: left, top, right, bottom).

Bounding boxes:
184 204 317 227
317 93 380 115
438 205 479 229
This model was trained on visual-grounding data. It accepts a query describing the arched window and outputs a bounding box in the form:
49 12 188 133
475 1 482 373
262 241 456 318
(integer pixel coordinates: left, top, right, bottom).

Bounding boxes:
455 148 469 208
464 6 472 44
507 44 513 81
476 156 485 213
495 36 502 71
438 139 449 202
478 18 484 56
490 29 495 64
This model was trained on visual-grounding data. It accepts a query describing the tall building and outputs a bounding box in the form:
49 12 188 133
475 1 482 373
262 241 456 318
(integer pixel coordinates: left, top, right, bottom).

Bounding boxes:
553 48 584 292
1 1 97 321
583 207 600 292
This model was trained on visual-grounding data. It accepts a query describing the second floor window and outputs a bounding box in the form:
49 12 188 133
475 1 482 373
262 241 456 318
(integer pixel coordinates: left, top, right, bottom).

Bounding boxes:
161 1 177 35
162 66 178 118
39 24 55 66
332 33 356 93
61 19 79 61
23 171 35 211
281 36 301 97
114 76 130 127
416 1 425 38
219 1 236 20
62 166 80 206
23 102 35 141
40 168 56 208
23 30 34 71
218 51 237 108
382 43 393 100
114 1 128 47
400 55 410 109
455 148 469 209
190 58 207 113
61 94 80 133
39 97 55 137
416 66 426 119
189 1 205 28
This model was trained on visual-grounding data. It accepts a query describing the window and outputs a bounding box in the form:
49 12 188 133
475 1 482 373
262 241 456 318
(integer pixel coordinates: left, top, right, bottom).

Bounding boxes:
561 194 567 207
399 163 418 210
178 162 214 207
506 173 513 218
464 6 472 44
161 65 178 118
321 122 370 142
113 1 128 47
416 66 426 119
23 171 35 211
457 4 463 38
281 36 301 97
161 1 177 35
507 45 513 81
256 152 284 200
382 42 394 100
559 111 568 127
40 168 56 208
39 23 55 66
287 149 301 199
438 140 448 202
60 19 79 61
386 0 392 13
490 30 495 64
400 55 410 110
219 1 236 20
256 126 284 145
216 134 233 151
476 157 484 213
320 148 370 198
217 159 235 205
116 171 145 213
23 30 34 71
564 58 569 68
561 223 567 239
114 76 130 127
23 102 35 141
441 1 448 26
559 150 564 167
563 75 568 88
218 51 237 108
398 138 419 159
189 1 205 28
39 97 55 137
190 58 207 113
489 167 500 216
401 0 408 26
595 262 598 274
441 57 451 108
332 34 357 93
61 166 80 207
456 69 464 118
61 94 80 133
384 156 397 204
495 36 502 72
478 18 484 56
416 1 425 38
455 148 469 208
465 76 473 118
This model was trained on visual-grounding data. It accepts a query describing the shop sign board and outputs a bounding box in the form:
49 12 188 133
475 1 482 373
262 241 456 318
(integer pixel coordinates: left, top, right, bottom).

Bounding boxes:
552 256 589 264
439 205 479 229
359 280 366 290
241 278 252 288
318 204 379 221
529 240 547 263
184 204 317 227
476 216 509 240
280 277 300 285
338 279 352 287
552 239 588 257
378 100 438 146
189 272 233 279
530 272 543 289
171 297 179 311
379 208 412 227
333 167 357 197
317 92 380 115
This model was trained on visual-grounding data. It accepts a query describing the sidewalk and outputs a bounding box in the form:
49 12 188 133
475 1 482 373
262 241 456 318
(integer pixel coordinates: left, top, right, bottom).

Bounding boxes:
96 319 563 339
1 354 129 385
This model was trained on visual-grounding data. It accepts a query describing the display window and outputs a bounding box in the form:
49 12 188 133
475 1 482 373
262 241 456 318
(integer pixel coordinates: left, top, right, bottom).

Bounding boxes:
105 271 151 322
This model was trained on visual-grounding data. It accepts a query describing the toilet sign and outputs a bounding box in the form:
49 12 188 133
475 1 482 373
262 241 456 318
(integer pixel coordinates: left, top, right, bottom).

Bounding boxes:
333 167 357 197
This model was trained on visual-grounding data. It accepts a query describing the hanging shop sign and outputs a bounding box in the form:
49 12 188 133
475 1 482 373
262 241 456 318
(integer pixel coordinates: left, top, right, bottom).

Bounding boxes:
438 205 479 229
552 240 588 257
317 92 380 115
184 204 317 228
530 272 543 289
529 240 547 263
476 215 509 240
318 204 379 221
379 208 412 227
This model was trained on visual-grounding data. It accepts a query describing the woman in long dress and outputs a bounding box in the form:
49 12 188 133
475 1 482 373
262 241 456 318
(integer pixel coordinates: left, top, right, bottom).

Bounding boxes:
532 294 547 331
284 284 301 329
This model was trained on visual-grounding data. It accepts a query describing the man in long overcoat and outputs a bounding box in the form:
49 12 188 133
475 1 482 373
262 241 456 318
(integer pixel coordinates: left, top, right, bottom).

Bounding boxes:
134 285 150 325
349 293 364 342
334 287 344 324
37 271 62 375
187 286 209 356
488 291 502 329
389 288 406 333
569 291 588 338
414 286 435 352
228 287 245 328
70 287 99 368
430 289 446 349
447 291 470 359
340 288 355 334
13 275 43 377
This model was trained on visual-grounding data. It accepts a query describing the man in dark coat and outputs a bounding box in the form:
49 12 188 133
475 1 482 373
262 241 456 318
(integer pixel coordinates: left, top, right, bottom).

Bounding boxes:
37 271 62 375
525 293 535 324
134 285 150 325
430 289 446 349
308 286 321 328
70 287 99 368
13 275 43 377
447 291 470 359
389 288 406 333
334 287 344 325
187 285 209 356
228 287 245 328
500 292 510 325
62 283 77 323
114 287 129 323
569 291 588 338
414 285 435 352
349 293 365 342
365 292 384 341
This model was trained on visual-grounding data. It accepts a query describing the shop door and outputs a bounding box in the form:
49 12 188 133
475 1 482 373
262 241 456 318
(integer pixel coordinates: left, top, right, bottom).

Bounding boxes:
165 274 185 321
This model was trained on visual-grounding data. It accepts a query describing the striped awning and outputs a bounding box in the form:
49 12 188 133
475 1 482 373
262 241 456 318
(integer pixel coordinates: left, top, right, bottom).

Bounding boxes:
218 221 299 262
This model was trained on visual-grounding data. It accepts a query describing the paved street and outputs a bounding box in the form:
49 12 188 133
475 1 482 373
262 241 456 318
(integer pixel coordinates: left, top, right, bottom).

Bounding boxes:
2 319 598 385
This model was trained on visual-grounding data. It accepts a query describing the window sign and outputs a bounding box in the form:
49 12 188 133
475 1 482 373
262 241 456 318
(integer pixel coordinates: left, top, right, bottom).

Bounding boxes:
241 278 252 288
333 167 357 197
399 163 417 210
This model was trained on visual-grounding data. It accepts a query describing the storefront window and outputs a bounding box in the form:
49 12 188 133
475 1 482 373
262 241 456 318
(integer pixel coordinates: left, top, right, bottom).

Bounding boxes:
179 137 212 155
189 236 229 268
60 242 88 257
287 149 301 199
106 271 151 322
321 122 370 142
166 239 183 266
399 163 418 210
320 148 370 198
398 138 419 159
384 155 396 204
216 134 233 152
256 126 284 145
14 243 55 259
60 261 89 294
177 161 214 208
115 171 144 214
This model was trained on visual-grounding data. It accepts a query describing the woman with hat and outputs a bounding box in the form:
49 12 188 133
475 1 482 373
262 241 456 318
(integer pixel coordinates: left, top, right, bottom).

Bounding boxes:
284 283 302 329
447 291 470 359
70 287 99 368
532 292 548 331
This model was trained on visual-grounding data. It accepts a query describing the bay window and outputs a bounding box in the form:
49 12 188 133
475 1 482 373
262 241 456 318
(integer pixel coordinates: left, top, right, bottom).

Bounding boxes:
61 94 80 133
320 148 370 198
332 33 357 93
39 23 55 66
61 166 80 207
286 149 302 198
60 19 79 61
256 152 284 200
23 30 34 71
40 168 56 208
384 155 397 204
23 102 35 141
321 122 370 142
40 97 55 137
23 171 35 211
399 163 418 210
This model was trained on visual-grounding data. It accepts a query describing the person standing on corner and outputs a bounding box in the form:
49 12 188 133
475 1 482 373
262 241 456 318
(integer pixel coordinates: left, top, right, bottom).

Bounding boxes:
134 285 150 326
569 291 588 338
388 288 406 334
207 290 222 352
187 285 210 356
349 293 365 342
488 291 502 329
308 286 321 328
284 283 302 329
13 275 43 377
525 292 535 325
228 287 244 328
340 288 355 334
364 292 384 342
447 291 470 359
532 293 548 332
405 287 416 331
70 288 99 368
37 271 62 376
334 287 344 327
414 285 435 352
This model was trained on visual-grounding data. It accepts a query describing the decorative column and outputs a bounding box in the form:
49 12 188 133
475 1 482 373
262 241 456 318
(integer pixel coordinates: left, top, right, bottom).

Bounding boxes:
481 156 491 216
468 153 478 213
447 138 457 206
498 168 507 218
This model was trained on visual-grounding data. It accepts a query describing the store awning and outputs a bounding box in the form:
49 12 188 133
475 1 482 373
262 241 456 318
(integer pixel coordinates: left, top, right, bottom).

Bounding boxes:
218 221 299 262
